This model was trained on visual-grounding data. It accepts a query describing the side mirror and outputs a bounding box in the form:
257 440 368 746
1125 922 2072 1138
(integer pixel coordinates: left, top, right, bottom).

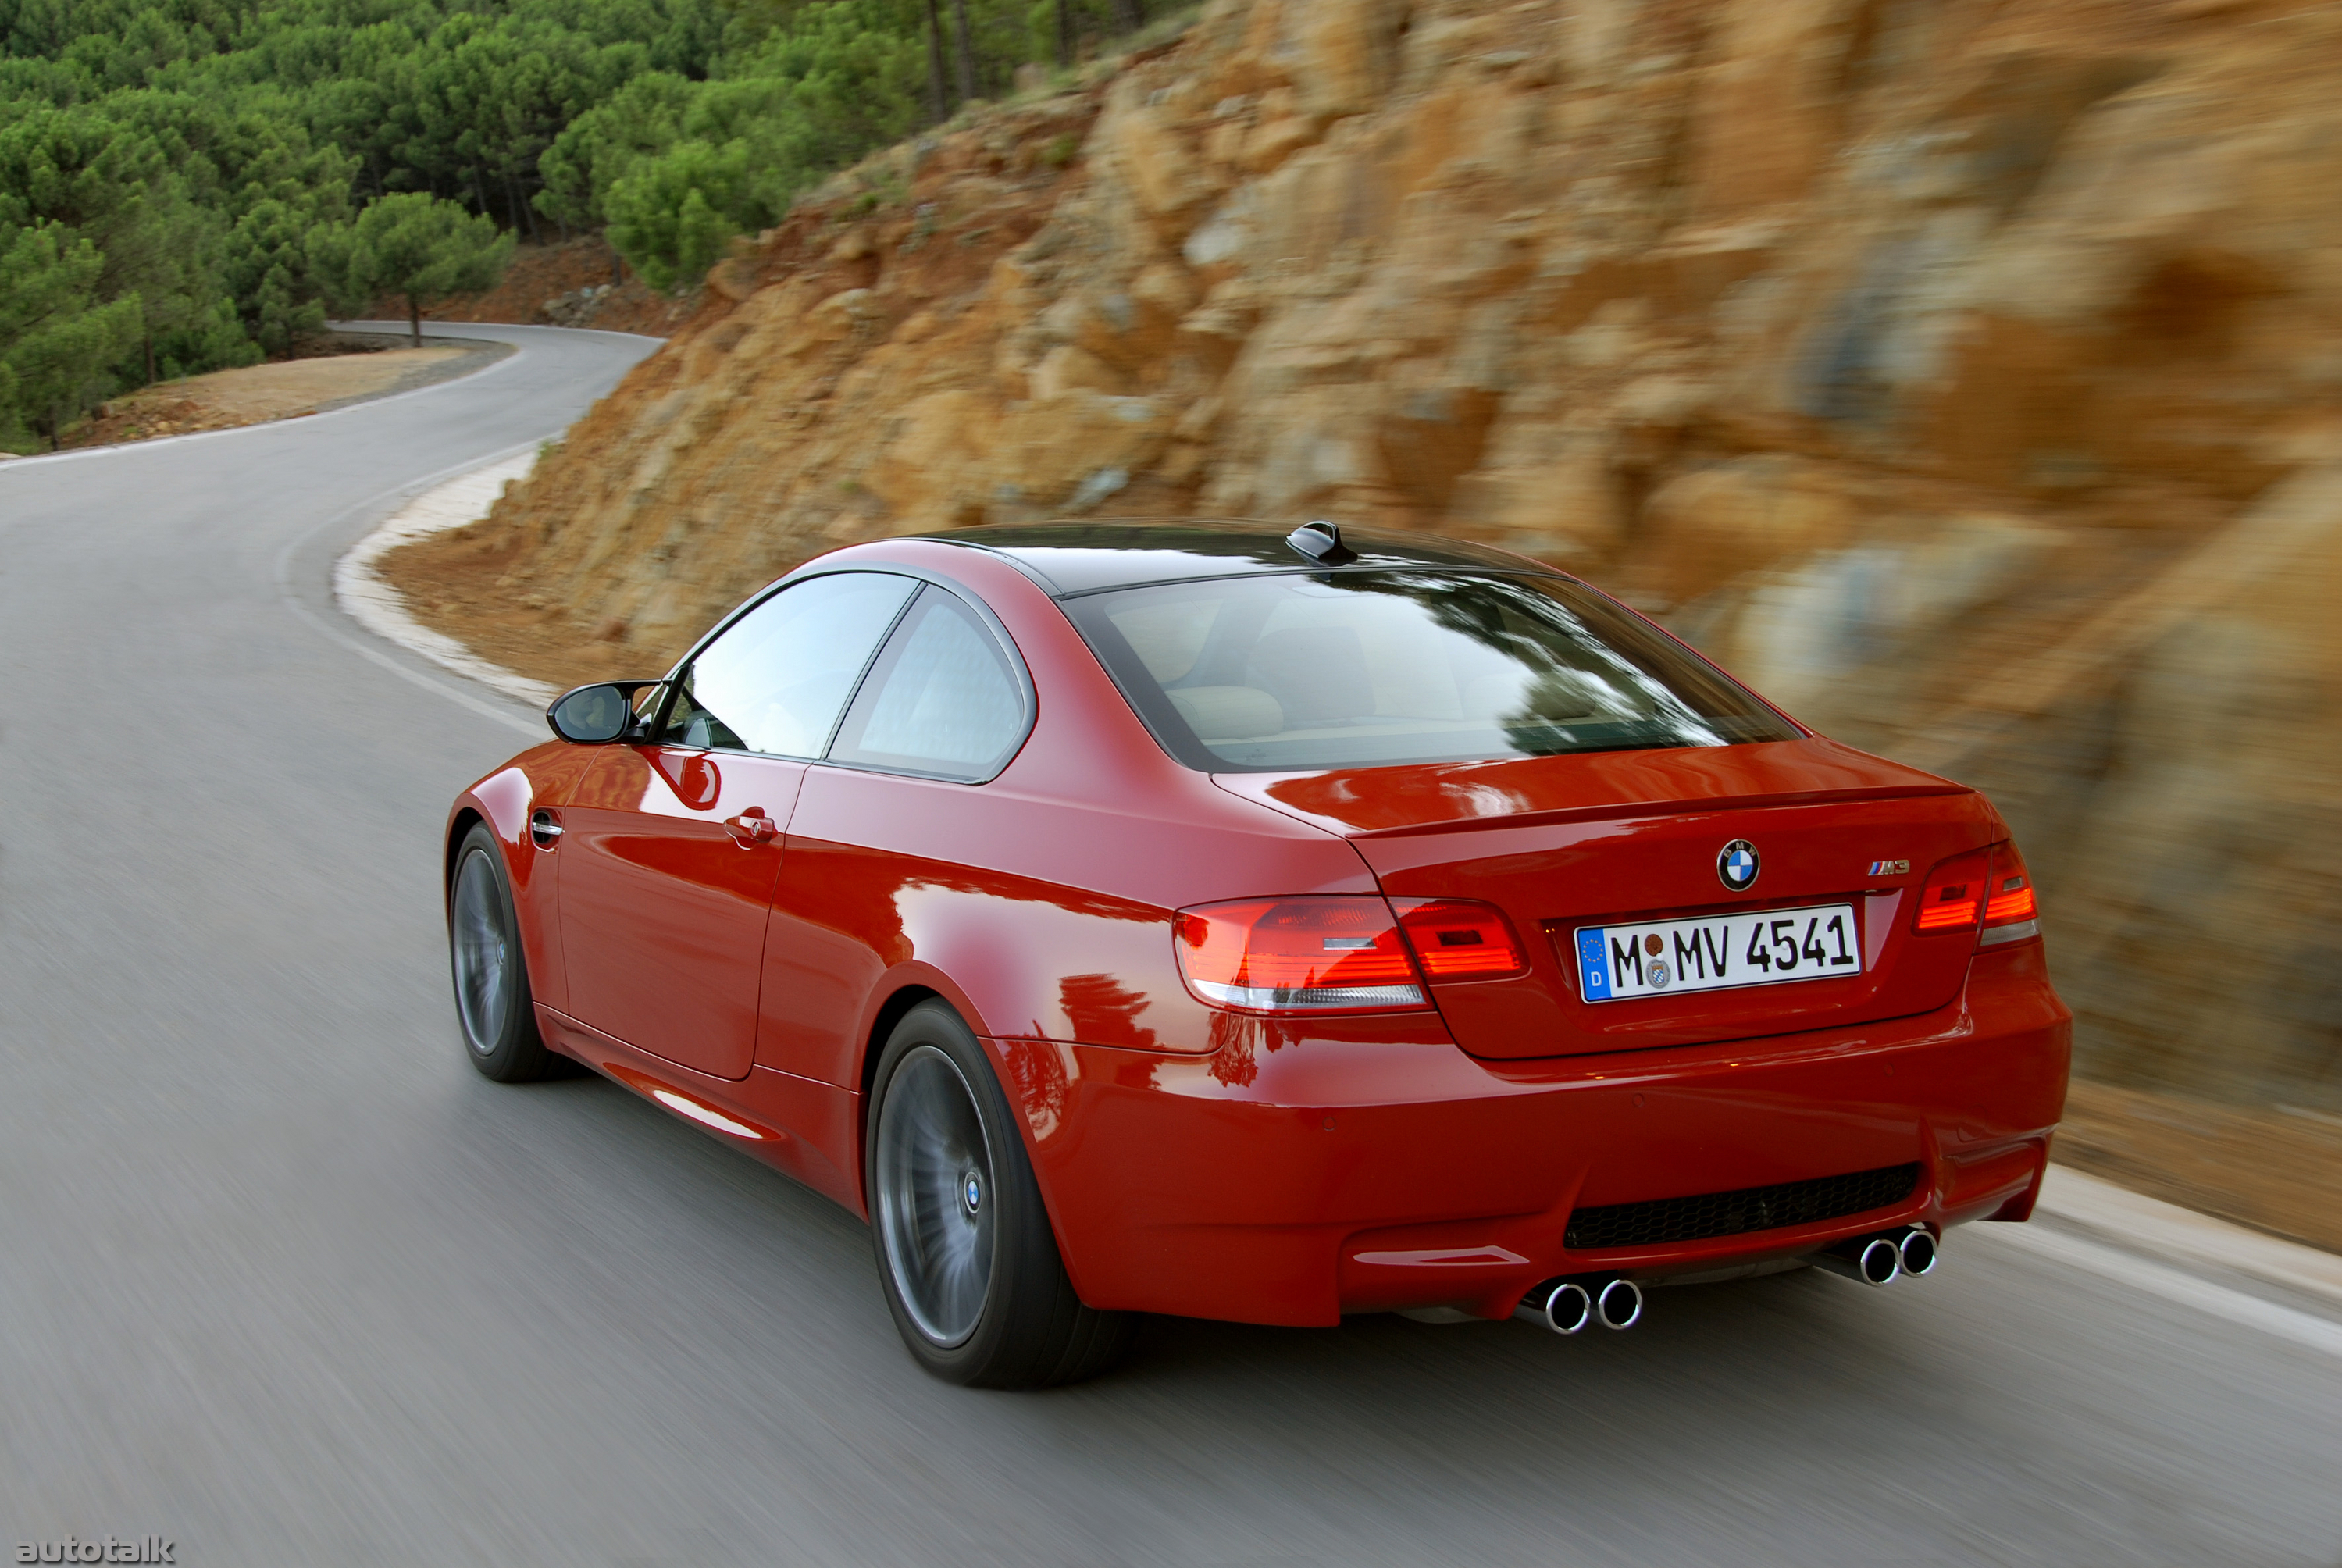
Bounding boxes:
547 682 659 744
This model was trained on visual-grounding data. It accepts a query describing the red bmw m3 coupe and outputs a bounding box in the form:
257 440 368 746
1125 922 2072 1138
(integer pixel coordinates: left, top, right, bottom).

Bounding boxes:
444 521 2069 1386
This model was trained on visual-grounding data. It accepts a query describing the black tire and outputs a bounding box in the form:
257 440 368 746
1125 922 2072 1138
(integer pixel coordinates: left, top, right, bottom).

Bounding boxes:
447 822 561 1083
865 1000 1136 1388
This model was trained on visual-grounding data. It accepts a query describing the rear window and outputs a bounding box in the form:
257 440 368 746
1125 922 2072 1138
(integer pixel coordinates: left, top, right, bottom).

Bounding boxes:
1062 570 1798 772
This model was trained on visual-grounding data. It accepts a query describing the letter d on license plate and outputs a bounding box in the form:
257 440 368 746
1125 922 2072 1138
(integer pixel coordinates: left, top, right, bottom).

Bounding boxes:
1575 903 1863 1002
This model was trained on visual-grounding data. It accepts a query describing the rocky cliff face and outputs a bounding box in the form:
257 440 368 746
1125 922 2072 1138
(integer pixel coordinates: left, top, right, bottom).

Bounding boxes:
392 0 2342 1108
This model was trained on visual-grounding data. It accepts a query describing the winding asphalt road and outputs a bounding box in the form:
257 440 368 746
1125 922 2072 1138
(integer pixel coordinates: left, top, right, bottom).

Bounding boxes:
3 323 2339 1568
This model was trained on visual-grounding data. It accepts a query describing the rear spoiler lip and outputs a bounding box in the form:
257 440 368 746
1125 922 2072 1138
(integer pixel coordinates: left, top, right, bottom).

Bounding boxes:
1342 781 1975 840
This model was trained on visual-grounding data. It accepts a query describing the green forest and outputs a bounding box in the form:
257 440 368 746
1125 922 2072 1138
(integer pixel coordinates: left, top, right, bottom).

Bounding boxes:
0 0 1148 451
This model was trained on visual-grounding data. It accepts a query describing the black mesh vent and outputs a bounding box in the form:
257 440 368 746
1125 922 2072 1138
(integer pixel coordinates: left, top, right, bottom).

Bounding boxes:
1564 1163 1921 1252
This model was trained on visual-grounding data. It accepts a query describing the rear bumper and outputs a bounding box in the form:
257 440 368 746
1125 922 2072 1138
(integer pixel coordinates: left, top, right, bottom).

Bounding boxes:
996 946 2069 1327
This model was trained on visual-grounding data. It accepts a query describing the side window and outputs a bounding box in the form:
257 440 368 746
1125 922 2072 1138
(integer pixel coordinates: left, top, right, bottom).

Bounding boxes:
660 572 918 756
826 586 1030 780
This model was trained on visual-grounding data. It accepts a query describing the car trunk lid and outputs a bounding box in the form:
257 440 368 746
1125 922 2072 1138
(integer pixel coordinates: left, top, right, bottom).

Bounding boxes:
1214 738 1998 1060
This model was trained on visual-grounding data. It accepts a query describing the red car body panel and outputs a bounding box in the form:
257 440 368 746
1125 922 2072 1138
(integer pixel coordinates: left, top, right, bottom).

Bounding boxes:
558 744 805 1080
446 531 2073 1329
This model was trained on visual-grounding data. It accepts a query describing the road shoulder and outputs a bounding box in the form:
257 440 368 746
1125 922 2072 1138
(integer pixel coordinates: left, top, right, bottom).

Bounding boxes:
2034 1164 2342 1311
335 450 553 707
55 333 515 451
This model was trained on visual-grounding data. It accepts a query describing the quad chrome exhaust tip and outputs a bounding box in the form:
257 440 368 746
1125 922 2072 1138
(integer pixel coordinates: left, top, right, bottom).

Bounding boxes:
1810 1235 1904 1286
1515 1280 1593 1335
1515 1226 1940 1327
1810 1226 1938 1287
1595 1277 1644 1329
1513 1276 1643 1334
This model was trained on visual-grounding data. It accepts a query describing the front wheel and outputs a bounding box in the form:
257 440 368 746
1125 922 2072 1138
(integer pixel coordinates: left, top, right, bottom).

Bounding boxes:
866 1001 1135 1388
448 823 560 1082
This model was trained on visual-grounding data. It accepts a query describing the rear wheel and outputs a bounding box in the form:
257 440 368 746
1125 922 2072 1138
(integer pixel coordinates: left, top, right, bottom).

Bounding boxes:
867 1001 1135 1387
448 822 560 1082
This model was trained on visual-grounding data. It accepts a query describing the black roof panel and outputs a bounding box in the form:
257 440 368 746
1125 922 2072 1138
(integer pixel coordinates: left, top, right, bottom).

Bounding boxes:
914 519 1560 596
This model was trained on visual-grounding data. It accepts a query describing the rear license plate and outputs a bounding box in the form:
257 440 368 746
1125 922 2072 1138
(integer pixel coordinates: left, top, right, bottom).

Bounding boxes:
1574 903 1863 1003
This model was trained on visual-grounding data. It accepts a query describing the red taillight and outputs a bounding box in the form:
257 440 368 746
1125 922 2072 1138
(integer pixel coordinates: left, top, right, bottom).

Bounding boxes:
1980 843 2041 945
1392 899 1529 981
1913 842 2042 943
1912 848 1988 933
1174 897 1429 1013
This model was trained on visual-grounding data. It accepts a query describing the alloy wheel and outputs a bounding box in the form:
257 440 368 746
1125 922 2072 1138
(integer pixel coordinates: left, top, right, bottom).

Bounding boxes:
873 1045 996 1347
451 848 511 1054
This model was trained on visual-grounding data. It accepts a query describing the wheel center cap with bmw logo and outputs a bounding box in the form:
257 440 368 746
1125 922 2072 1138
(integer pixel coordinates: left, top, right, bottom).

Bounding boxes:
1717 839 1760 892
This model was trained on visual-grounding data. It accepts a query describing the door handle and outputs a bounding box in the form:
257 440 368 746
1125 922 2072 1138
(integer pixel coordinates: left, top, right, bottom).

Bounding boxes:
723 809 778 846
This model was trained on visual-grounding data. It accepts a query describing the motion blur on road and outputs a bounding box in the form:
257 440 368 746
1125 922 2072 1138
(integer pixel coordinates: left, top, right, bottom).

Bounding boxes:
2 324 2339 1566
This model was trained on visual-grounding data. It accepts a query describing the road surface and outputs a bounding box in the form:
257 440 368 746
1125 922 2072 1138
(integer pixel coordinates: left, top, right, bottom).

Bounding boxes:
2 323 2337 1568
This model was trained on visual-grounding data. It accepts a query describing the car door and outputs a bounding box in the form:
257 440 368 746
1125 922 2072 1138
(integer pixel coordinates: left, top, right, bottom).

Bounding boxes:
759 582 1036 1089
557 571 921 1080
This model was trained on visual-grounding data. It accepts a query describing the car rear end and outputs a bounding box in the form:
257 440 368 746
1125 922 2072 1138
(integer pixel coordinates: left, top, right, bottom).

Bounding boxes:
996 529 2069 1326
1212 748 2062 1315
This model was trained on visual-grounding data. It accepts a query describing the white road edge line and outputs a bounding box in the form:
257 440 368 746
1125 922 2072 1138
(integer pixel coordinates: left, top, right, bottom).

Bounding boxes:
1976 1221 2342 1361
335 451 557 709
273 444 551 739
2035 1164 2342 1310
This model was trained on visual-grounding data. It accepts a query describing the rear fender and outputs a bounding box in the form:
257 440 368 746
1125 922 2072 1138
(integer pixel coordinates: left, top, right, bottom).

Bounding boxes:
844 921 1174 1276
891 887 1200 1053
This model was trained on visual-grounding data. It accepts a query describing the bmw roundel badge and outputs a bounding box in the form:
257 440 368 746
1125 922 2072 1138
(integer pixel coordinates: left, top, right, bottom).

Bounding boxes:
1717 839 1760 892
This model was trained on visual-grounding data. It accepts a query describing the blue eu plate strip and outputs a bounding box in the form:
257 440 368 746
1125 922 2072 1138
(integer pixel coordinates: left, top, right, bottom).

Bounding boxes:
1576 928 1610 999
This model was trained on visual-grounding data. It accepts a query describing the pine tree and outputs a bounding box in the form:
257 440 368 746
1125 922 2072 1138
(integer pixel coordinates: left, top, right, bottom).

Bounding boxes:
340 192 512 346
